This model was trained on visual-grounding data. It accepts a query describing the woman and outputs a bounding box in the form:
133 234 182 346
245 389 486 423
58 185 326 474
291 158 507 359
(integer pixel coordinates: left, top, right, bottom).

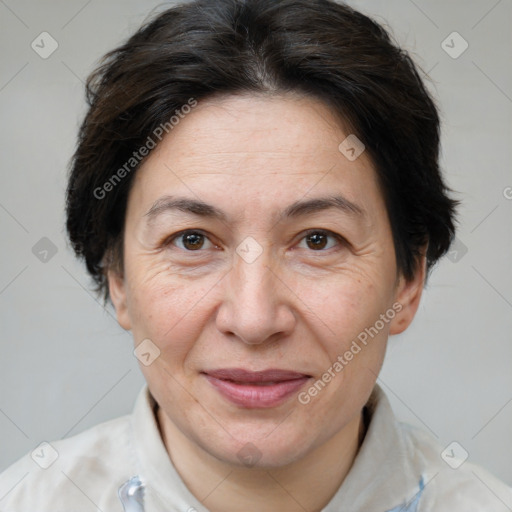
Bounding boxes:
1 0 511 510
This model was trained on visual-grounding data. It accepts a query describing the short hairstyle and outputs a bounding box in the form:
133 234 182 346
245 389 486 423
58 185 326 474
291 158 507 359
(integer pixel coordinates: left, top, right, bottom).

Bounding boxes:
66 0 458 301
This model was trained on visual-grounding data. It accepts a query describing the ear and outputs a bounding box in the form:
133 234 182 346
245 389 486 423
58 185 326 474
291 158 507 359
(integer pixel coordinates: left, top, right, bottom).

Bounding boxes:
108 269 132 331
389 252 426 335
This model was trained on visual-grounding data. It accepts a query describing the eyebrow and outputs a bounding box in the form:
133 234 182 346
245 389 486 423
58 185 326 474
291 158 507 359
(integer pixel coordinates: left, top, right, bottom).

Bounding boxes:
144 194 365 224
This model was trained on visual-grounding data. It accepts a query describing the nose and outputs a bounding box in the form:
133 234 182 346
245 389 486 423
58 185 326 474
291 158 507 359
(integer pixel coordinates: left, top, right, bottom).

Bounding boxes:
215 248 296 346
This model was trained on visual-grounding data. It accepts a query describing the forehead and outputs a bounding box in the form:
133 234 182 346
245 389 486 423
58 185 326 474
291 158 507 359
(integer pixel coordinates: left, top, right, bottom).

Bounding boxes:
146 93 358 170
129 93 384 222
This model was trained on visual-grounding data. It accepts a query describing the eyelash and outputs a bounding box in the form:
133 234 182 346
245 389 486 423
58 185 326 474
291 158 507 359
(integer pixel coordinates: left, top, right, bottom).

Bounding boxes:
164 229 346 254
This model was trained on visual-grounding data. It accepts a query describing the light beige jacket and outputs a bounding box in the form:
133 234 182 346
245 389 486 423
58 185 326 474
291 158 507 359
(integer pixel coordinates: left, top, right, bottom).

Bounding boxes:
1 385 511 511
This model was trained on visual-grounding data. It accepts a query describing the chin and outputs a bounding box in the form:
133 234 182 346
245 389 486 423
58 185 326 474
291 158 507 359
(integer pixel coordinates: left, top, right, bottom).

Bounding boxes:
197 424 317 469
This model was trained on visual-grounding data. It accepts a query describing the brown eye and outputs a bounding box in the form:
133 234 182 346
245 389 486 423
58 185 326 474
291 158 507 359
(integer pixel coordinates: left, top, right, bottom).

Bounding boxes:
182 232 205 250
298 230 342 251
306 232 328 250
169 230 214 251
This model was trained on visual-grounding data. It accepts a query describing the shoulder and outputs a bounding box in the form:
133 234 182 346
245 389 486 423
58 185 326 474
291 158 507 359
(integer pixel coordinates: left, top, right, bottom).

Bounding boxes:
0 413 137 512
398 422 512 511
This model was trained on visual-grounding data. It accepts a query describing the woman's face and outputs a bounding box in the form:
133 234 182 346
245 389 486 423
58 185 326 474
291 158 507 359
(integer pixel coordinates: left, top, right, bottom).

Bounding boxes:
109 93 423 468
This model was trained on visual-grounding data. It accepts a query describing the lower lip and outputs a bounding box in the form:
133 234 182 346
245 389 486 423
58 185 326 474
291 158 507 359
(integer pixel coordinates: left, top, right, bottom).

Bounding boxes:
204 375 310 408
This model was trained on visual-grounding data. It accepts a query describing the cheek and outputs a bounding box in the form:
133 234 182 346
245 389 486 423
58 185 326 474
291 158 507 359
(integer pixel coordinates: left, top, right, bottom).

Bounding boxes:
125 259 219 359
296 276 391 415
295 272 393 352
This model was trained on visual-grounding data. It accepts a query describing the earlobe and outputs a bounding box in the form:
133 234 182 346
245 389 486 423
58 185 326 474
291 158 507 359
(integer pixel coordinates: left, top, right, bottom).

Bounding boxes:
389 255 426 335
108 270 132 331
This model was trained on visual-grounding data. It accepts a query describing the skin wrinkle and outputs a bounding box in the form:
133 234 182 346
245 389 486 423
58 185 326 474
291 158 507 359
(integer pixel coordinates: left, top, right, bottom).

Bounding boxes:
137 183 377 266
108 93 425 512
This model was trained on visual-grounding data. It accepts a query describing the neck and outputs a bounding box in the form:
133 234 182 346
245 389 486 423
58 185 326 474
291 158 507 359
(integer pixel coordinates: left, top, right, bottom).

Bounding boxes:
157 408 366 512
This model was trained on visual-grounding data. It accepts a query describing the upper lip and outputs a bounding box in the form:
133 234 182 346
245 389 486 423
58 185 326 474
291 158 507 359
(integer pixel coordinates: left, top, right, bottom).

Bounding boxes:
203 368 310 382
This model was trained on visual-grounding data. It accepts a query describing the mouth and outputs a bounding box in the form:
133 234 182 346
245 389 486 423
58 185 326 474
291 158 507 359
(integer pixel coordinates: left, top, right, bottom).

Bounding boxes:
202 368 312 408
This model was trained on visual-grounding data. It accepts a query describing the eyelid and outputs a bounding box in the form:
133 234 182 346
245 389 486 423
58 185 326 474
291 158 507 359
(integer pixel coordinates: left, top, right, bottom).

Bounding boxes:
164 229 218 250
295 228 346 251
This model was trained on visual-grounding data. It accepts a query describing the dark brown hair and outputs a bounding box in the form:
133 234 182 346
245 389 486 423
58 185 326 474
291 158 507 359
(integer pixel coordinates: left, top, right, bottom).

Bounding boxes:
66 0 458 301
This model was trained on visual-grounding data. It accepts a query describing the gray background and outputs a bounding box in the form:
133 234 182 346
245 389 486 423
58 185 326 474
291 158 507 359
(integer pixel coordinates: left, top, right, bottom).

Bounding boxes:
1 0 511 488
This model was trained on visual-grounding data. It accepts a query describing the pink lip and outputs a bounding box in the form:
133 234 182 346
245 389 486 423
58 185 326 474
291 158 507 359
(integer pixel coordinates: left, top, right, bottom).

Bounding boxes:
203 368 311 408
